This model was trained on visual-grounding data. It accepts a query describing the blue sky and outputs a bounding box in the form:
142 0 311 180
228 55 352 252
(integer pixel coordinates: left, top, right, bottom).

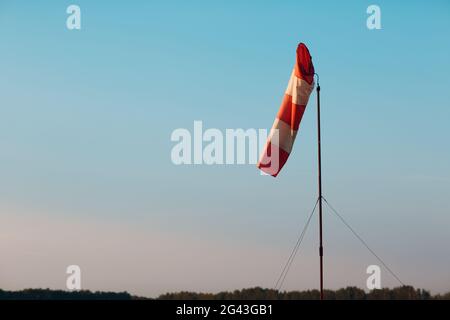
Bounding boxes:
0 1 449 296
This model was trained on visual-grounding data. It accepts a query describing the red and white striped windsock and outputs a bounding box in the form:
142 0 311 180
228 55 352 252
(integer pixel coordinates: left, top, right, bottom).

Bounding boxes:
257 43 315 177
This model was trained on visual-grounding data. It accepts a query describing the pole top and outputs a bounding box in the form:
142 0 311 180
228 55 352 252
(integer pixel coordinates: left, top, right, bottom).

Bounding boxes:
314 73 320 91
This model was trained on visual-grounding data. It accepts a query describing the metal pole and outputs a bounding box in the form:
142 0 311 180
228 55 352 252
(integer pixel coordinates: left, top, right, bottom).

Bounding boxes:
316 76 324 300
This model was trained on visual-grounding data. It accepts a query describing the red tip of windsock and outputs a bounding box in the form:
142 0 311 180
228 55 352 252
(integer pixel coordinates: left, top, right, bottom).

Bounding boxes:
295 43 315 85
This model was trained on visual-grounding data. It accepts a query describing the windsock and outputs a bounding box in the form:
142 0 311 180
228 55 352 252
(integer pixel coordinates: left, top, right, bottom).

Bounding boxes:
257 43 315 177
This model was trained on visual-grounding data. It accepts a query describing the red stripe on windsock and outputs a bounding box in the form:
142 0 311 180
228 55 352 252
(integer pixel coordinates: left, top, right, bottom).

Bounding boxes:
257 142 290 177
257 43 315 177
277 94 307 131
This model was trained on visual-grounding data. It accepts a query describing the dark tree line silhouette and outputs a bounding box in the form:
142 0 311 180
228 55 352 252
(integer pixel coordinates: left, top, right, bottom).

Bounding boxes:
1 286 450 300
158 286 445 300
0 289 132 300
